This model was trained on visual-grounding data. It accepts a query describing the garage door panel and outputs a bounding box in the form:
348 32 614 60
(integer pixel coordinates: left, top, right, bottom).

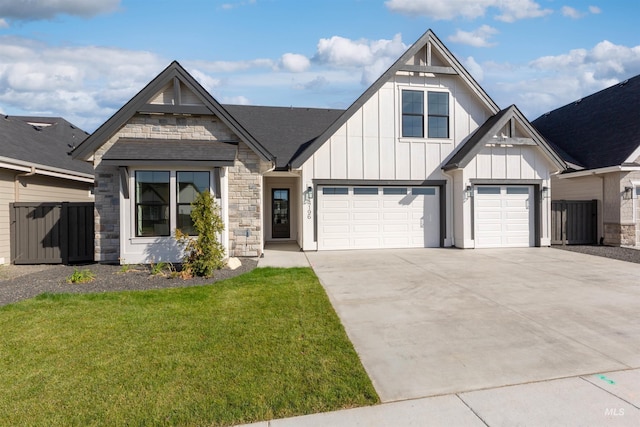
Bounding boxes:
318 185 439 250
475 185 533 248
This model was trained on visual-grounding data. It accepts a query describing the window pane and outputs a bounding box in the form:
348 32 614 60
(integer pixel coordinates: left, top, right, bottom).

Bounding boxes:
177 171 210 204
428 116 449 138
477 187 501 195
402 90 423 114
507 187 529 194
403 116 424 138
383 187 407 195
354 187 378 195
135 171 170 237
412 187 436 195
177 171 210 235
428 92 448 115
322 187 348 195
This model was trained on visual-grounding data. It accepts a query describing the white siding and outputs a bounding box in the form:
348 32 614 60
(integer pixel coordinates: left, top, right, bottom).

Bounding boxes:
0 171 14 263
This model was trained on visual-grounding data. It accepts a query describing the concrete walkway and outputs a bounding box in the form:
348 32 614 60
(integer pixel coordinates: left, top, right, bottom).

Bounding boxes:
239 368 640 426
257 242 310 268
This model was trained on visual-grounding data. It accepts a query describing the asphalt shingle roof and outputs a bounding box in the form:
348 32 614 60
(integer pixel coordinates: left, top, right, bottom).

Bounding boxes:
0 116 93 175
223 105 344 169
532 74 640 170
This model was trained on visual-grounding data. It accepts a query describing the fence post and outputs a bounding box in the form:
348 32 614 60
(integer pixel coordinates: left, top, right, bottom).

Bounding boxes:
61 202 69 265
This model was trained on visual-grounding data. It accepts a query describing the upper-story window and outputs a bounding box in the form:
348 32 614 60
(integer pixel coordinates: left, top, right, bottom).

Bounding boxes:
401 90 449 139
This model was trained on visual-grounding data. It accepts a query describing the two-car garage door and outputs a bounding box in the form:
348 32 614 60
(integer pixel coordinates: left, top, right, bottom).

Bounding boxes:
317 186 440 250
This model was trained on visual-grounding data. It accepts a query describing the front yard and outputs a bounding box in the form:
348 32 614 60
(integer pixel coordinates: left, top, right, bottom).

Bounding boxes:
0 267 378 426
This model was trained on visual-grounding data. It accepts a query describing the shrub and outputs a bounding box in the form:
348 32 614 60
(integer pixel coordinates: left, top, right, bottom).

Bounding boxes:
175 191 225 278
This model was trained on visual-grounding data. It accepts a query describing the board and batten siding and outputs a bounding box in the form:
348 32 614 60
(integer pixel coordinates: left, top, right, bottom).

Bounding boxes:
456 145 555 248
300 75 492 250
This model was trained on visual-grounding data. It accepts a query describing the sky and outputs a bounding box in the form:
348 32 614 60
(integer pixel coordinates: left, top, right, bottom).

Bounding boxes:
0 0 638 132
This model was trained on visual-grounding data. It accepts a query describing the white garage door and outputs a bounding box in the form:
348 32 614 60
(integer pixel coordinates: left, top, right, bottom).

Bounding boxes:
317 186 440 250
474 185 534 248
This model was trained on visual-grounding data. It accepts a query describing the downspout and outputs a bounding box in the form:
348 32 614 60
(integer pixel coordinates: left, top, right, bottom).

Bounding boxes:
14 166 36 202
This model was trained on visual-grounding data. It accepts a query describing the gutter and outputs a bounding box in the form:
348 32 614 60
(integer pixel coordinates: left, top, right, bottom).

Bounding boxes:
0 156 94 183
14 166 36 202
557 164 640 179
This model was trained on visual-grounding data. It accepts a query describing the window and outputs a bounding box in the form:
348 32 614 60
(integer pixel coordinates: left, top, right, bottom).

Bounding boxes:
177 171 211 235
383 187 407 195
354 187 378 195
402 90 424 137
136 171 170 237
507 187 529 195
134 170 211 237
412 187 436 195
477 187 500 195
322 187 348 195
402 90 449 139
428 92 449 138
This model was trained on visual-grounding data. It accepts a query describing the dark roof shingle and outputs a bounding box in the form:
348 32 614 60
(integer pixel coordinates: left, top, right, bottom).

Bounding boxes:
532 75 640 170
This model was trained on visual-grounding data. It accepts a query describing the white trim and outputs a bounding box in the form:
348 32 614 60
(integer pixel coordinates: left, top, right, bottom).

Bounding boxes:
557 165 640 179
397 86 453 142
0 156 94 182
624 145 640 164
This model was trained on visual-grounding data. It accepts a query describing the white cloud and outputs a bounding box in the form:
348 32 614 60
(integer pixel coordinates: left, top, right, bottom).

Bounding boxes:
188 58 275 73
0 0 120 20
220 95 251 105
485 40 640 118
189 69 222 93
314 33 406 85
280 53 311 73
463 56 484 81
561 6 583 19
385 0 551 22
449 25 498 47
0 18 8 28
589 6 602 14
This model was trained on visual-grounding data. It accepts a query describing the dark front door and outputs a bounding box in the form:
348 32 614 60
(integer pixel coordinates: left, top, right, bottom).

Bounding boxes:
272 188 290 239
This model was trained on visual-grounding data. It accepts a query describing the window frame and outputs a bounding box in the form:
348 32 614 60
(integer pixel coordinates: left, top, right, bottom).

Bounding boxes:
401 90 424 138
400 88 451 140
131 168 213 239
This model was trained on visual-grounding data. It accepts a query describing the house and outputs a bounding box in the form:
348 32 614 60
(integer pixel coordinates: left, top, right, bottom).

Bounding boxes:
71 29 565 264
533 75 640 247
0 116 94 264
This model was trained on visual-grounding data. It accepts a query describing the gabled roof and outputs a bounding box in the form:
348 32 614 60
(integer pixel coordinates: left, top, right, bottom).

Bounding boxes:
223 105 344 169
72 61 273 162
290 29 500 169
443 105 565 171
532 74 640 170
0 115 93 178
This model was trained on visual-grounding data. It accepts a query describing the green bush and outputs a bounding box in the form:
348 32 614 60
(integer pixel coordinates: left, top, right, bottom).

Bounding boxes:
66 268 95 284
175 191 225 278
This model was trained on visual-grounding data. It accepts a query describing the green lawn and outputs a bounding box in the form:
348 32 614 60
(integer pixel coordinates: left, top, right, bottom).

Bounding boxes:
0 267 378 426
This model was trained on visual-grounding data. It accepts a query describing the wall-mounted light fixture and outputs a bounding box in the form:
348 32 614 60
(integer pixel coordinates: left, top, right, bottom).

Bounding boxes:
541 186 550 199
624 186 633 200
307 186 314 199
464 185 473 199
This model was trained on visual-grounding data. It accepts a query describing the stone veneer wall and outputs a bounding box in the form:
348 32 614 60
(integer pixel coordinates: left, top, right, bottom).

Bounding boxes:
92 114 268 262
604 223 636 246
227 144 270 257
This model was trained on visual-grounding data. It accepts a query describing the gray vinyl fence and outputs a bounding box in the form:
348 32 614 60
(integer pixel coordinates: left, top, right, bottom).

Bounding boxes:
551 200 598 245
10 202 94 264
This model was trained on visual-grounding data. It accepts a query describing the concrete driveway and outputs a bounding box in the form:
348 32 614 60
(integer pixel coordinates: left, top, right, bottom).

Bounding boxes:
306 248 640 403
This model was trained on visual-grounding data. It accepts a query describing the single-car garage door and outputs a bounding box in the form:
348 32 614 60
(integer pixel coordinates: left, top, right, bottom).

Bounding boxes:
317 186 440 250
474 185 534 248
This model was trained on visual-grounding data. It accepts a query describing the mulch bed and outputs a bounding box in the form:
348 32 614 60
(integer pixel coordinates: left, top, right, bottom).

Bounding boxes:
552 244 640 264
0 259 258 307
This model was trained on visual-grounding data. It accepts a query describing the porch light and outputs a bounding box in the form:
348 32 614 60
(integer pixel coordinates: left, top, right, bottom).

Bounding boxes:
624 186 633 200
541 186 550 199
307 186 314 199
464 185 473 199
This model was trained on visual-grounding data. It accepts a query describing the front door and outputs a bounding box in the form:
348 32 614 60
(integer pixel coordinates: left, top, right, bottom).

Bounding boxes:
272 188 290 239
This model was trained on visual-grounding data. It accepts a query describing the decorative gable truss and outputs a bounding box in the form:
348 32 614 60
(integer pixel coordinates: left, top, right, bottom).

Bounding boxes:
72 61 275 263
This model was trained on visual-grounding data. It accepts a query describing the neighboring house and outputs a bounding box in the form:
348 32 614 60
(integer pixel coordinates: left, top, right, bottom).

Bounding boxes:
533 75 640 247
71 29 565 264
0 116 94 264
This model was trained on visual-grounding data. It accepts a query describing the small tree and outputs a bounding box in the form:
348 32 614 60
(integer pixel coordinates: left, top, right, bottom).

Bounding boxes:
175 191 225 278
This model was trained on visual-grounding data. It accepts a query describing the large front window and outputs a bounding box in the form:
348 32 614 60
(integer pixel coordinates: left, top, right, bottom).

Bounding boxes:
134 170 211 237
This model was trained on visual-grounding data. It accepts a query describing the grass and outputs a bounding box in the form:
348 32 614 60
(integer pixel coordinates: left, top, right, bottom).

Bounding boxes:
66 268 96 284
0 267 378 426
